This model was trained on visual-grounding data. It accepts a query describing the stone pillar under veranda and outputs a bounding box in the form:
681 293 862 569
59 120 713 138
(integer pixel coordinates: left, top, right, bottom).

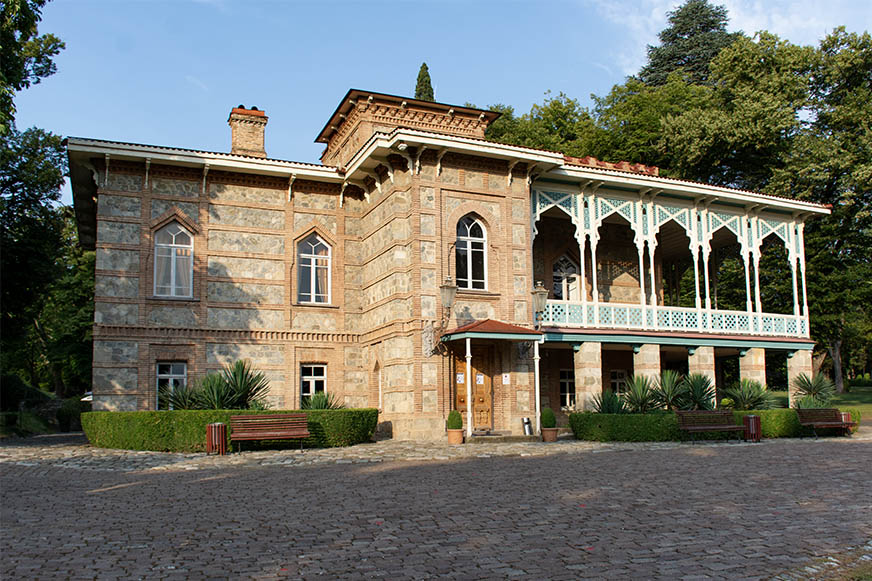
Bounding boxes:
574 342 602 410
786 349 813 408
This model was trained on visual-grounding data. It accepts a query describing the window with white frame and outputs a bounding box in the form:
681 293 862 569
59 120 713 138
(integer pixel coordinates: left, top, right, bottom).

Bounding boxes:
300 364 326 404
156 362 187 410
154 223 193 297
456 215 486 290
298 234 331 304
559 369 575 409
552 255 580 301
610 369 628 394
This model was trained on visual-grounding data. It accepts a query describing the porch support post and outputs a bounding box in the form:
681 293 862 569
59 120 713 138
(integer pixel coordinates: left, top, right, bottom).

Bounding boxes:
692 247 702 309
647 240 657 310
739 347 766 386
750 214 763 315
533 339 542 434
798 221 810 334
577 231 588 326
574 342 602 410
789 220 800 318
591 236 600 326
636 241 646 325
786 349 813 408
465 337 473 438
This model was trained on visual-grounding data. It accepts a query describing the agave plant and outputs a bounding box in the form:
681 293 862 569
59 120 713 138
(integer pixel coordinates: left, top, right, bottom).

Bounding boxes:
723 379 775 410
681 373 716 410
622 375 658 414
794 394 826 409
222 360 271 409
791 373 835 406
158 382 200 410
592 389 626 414
654 370 688 411
301 391 344 410
195 373 236 409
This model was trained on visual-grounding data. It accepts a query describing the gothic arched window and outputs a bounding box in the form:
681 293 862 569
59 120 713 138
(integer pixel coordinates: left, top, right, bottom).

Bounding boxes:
456 215 486 290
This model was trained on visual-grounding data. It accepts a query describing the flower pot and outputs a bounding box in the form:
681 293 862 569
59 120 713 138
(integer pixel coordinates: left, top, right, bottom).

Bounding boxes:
446 429 464 444
541 427 558 442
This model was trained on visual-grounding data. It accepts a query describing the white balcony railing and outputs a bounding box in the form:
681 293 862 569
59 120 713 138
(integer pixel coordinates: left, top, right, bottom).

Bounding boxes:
542 300 809 338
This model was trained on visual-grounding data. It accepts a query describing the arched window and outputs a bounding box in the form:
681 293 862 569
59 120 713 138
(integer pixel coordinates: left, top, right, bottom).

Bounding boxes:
154 223 193 297
456 215 486 290
552 254 579 301
298 233 331 304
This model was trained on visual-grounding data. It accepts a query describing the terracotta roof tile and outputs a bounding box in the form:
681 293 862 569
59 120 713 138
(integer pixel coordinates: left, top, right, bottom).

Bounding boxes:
447 319 542 335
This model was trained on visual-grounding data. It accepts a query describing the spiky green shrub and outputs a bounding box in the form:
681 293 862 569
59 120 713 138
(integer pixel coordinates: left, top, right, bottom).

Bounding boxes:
654 370 688 411
622 375 658 414
682 373 716 410
592 389 626 414
158 381 201 410
791 373 836 407
195 373 237 410
446 410 462 429
794 395 826 409
723 379 775 410
221 360 270 409
541 407 557 429
301 392 344 410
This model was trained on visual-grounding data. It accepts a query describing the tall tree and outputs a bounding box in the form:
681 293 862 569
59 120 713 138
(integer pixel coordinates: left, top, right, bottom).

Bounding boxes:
414 62 434 101
639 0 740 86
1 0 65 132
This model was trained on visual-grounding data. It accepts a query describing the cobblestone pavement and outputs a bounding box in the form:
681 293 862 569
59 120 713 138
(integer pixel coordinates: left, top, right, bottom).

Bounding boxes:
2 433 870 579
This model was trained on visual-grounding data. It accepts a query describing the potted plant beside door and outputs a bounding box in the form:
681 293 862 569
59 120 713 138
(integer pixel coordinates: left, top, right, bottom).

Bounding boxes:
446 410 464 444
541 407 558 442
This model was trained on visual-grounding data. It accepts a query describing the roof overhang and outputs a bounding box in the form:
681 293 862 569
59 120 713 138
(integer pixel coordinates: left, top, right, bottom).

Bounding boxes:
440 319 543 342
542 166 831 216
343 128 564 180
66 138 343 249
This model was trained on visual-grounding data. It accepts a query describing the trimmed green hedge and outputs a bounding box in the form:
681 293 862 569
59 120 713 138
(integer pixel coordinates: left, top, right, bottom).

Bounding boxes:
569 408 862 442
81 409 379 452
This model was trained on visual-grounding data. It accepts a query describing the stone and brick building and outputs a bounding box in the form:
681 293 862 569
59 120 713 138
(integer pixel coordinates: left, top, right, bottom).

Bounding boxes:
68 89 830 439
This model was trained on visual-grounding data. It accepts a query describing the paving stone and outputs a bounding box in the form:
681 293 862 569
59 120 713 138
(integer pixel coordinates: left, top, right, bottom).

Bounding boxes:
1 431 870 579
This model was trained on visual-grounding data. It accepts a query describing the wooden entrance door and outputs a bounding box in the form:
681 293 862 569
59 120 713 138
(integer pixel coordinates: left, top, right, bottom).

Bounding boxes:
454 346 493 431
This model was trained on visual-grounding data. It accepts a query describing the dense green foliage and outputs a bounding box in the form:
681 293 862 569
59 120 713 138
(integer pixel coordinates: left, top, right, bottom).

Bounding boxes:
540 407 556 429
414 62 434 101
481 3 872 385
81 409 379 452
0 373 51 411
653 370 686 410
301 391 344 410
158 361 271 410
56 396 90 432
446 409 462 430
2 2 93 398
622 375 658 413
791 373 836 406
592 389 626 414
638 0 740 86
1 0 65 131
723 379 776 410
570 408 860 441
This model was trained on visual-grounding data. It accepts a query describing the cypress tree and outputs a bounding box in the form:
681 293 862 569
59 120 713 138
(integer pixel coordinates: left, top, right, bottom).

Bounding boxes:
415 63 435 101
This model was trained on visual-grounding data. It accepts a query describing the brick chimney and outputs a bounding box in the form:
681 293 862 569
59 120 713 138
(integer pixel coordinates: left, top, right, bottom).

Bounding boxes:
228 105 268 158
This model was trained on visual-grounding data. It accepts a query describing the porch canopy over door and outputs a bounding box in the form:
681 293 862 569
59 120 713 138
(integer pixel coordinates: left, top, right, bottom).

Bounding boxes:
441 319 543 437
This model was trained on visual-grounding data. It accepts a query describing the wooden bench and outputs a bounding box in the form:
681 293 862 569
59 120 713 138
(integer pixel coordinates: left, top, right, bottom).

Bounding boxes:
796 409 856 438
676 410 744 442
229 413 310 452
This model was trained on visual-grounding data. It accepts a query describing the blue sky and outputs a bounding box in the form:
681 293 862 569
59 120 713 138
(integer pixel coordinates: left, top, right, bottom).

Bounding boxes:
14 0 871 204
